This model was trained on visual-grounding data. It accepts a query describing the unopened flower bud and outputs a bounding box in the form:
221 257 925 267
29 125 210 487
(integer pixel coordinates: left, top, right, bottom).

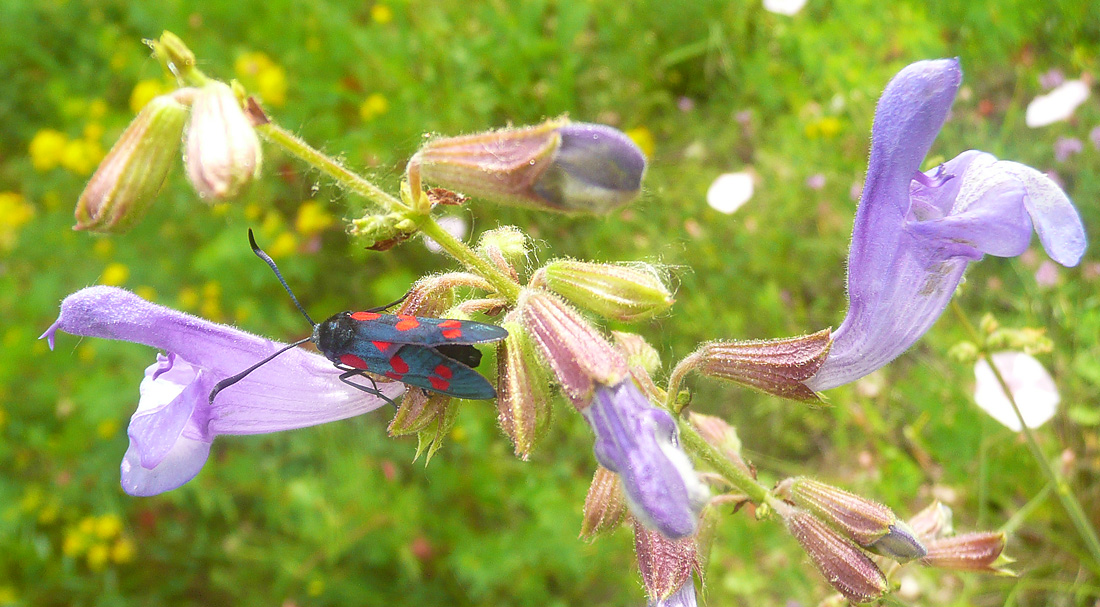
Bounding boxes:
185 81 262 200
74 91 191 233
921 532 1013 574
783 508 888 604
476 226 528 280
693 330 832 402
496 319 553 459
411 119 646 214
907 500 954 541
537 260 674 322
148 31 196 78
415 398 459 463
778 477 925 562
612 332 663 376
580 466 627 540
518 289 627 405
633 517 699 602
688 413 754 480
349 212 419 250
389 390 449 436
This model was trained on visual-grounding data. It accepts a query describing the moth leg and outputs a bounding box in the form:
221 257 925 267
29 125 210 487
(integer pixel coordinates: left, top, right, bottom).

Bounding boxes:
337 368 399 411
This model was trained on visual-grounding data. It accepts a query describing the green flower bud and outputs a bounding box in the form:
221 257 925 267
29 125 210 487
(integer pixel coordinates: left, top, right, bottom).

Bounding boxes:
778 477 926 562
688 413 755 480
349 212 419 250
185 81 262 200
537 260 673 322
692 329 832 402
388 389 449 436
476 226 529 280
783 507 888 604
74 91 191 233
611 331 662 376
496 319 553 459
580 466 627 540
410 119 646 214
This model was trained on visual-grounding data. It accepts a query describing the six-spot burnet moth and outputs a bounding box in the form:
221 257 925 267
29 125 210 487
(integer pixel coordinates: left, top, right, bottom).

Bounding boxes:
209 230 509 407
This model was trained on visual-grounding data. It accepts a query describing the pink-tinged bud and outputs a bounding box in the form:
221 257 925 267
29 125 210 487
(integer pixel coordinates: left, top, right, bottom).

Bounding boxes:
185 81 262 200
778 477 925 562
580 466 627 540
396 272 492 319
688 413 755 480
388 390 450 436
410 119 646 214
518 289 627 406
633 517 699 603
921 532 1013 574
536 260 674 322
694 329 832 402
476 226 528 282
907 500 954 541
496 319 553 459
74 91 191 233
612 331 663 376
783 508 888 603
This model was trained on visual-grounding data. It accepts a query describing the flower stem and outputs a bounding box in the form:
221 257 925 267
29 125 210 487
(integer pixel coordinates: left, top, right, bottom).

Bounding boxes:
677 417 768 505
950 300 1100 567
416 216 522 302
257 123 405 213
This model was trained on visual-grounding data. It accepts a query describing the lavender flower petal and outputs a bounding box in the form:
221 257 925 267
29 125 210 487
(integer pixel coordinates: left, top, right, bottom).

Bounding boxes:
583 380 708 539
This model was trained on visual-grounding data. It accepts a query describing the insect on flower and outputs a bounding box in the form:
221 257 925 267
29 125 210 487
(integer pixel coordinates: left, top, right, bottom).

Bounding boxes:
210 230 509 406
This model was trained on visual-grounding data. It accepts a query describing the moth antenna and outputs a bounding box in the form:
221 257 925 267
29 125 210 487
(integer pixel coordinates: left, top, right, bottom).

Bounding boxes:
209 336 313 404
248 228 316 326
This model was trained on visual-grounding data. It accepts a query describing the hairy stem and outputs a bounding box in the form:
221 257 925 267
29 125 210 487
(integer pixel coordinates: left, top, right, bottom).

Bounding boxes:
677 417 769 505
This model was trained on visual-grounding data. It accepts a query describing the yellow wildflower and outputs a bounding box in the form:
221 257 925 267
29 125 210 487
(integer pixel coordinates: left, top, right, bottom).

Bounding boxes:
0 192 35 250
29 129 68 171
244 203 263 221
86 543 110 570
37 501 59 525
295 200 334 236
135 285 157 302
178 287 199 311
359 93 390 121
94 514 123 540
88 99 109 119
62 530 86 557
236 52 287 107
92 238 114 258
78 516 97 535
805 116 842 139
60 138 104 175
111 538 136 564
371 4 394 24
83 122 105 141
625 126 655 159
267 231 299 259
130 79 170 114
96 419 119 440
100 263 130 286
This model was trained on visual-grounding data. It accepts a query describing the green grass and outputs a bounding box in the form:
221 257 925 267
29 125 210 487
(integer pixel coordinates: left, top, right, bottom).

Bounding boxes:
1 0 1099 605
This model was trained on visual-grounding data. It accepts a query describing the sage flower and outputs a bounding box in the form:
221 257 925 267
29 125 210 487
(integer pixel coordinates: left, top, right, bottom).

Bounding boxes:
41 286 403 496
807 59 1086 391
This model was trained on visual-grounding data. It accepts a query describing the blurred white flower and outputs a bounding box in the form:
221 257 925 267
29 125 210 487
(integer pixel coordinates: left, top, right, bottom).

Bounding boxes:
1025 80 1090 128
764 0 807 15
973 352 1060 431
423 215 468 253
706 172 754 214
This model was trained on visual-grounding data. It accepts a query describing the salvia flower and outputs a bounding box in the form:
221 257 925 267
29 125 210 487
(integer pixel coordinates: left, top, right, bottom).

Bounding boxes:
40 286 403 496
633 517 699 604
74 90 191 233
782 506 888 604
584 380 709 539
410 119 646 214
690 330 832 402
185 81 263 200
535 259 674 322
777 477 925 562
806 59 1087 391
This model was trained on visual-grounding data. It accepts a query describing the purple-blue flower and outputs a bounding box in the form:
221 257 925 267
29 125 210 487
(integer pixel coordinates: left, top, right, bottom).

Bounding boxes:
41 286 404 496
583 380 709 539
647 582 697 607
807 59 1087 391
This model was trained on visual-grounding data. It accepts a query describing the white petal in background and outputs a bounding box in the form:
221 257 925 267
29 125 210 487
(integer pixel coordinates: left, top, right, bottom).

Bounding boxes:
424 215 469 253
706 172 754 214
1025 80 1090 128
763 0 807 16
973 351 1060 431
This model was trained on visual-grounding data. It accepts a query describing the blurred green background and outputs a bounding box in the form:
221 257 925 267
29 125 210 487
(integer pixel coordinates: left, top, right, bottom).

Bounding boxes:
2 0 1098 605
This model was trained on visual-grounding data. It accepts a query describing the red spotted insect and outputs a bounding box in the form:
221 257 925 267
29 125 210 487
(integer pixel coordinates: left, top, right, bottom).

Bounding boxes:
209 230 508 407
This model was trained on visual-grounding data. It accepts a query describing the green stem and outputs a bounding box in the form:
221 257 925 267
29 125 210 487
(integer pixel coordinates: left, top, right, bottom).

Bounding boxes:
951 300 1100 566
257 123 405 213
416 216 522 302
677 417 769 505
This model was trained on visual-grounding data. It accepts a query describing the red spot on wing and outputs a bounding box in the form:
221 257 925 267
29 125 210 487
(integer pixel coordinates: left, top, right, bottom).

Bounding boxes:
442 328 462 339
350 311 381 321
385 371 404 380
429 377 450 391
395 315 420 331
389 354 410 374
372 341 392 352
439 319 462 328
433 364 454 379
340 354 369 369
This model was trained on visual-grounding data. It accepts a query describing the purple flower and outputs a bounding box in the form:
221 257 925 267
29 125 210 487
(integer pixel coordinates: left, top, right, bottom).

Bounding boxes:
1053 136 1083 162
647 581 697 607
583 380 709 539
41 286 403 496
807 59 1087 391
